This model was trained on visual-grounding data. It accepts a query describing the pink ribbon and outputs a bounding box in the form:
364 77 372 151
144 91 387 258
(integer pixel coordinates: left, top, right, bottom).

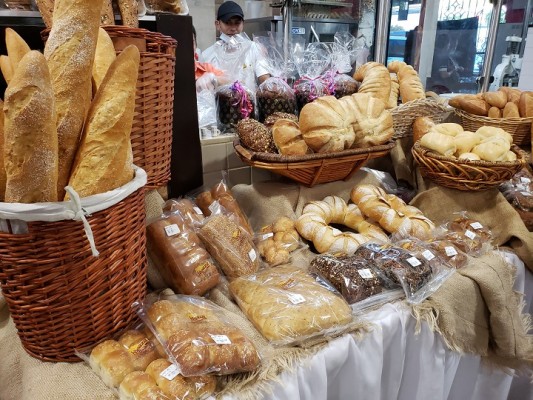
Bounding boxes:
230 81 253 119
294 75 334 102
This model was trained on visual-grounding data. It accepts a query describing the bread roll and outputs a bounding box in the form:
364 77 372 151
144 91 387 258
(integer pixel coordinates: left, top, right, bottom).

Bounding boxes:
100 0 115 25
412 116 435 143
35 0 54 28
387 60 406 74
119 371 164 400
458 152 481 161
353 62 391 104
458 96 489 116
44 0 104 199
0 99 5 201
90 340 135 388
499 87 521 106
93 28 116 91
472 136 510 161
519 91 533 118
272 119 309 155
419 130 456 157
5 28 31 73
0 55 13 84
482 91 507 109
117 0 139 27
475 126 513 144
3 51 58 203
503 102 520 118
118 330 159 371
454 131 482 156
431 123 463 137
346 93 393 148
67 45 139 199
488 106 502 118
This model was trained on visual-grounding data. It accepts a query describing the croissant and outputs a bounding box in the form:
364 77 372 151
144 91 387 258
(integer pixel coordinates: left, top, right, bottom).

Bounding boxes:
353 62 391 104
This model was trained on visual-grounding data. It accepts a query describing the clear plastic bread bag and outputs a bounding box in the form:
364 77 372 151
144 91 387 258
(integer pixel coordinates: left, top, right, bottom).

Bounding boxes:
437 212 494 257
145 0 189 15
500 168 533 212
228 265 354 347
293 42 333 112
134 292 262 377
163 197 206 228
146 210 220 296
254 216 307 267
253 35 297 121
327 32 359 99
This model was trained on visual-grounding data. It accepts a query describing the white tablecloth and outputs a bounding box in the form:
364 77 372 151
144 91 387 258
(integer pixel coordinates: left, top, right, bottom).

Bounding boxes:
226 252 533 400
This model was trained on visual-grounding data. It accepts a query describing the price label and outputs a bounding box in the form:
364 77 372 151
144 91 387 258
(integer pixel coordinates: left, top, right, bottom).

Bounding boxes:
208 202 218 214
260 232 274 240
422 250 435 261
210 334 232 345
358 268 374 279
465 229 476 240
288 293 305 304
160 364 179 381
193 206 203 215
444 246 458 257
249 249 257 261
520 177 531 184
469 222 483 230
520 191 533 197
406 257 422 267
164 224 180 237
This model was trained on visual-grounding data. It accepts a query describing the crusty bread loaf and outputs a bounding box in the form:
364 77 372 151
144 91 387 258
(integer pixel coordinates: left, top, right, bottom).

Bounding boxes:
499 87 521 106
503 101 520 118
482 91 507 109
0 99 5 201
488 106 502 118
353 62 391 104
35 0 54 28
0 55 13 84
387 73 400 109
519 91 533 118
272 119 309 155
44 0 104 199
396 64 425 103
5 28 31 73
100 0 115 25
412 116 435 143
458 96 489 116
67 45 139 199
347 93 394 148
117 0 138 27
4 51 58 203
93 28 116 92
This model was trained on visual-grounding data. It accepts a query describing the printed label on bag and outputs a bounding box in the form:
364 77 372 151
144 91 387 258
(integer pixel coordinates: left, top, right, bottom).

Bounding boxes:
520 191 533 197
160 364 179 381
358 268 374 279
445 246 458 257
164 224 180 237
421 250 435 261
208 202 218 214
260 232 274 240
249 249 257 261
287 293 305 304
210 334 232 345
520 177 531 184
193 206 203 215
406 257 422 267
127 338 151 356
465 229 476 240
469 222 483 230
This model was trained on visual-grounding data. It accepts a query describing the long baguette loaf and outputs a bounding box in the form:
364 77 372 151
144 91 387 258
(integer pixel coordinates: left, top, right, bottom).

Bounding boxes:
0 55 13 84
35 0 55 29
4 51 58 203
0 99 5 201
5 28 31 73
93 28 116 91
100 0 115 25
44 0 104 199
67 45 140 198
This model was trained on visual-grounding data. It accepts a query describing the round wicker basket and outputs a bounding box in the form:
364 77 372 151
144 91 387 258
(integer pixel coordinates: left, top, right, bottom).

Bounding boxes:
391 98 451 139
455 109 533 147
412 142 526 191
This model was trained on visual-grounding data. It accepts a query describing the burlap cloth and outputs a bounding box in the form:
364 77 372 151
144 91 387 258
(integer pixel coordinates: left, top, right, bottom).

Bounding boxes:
1 168 533 399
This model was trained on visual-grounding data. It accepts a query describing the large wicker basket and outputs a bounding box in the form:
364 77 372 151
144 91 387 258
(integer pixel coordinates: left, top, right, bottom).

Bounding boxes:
391 98 451 139
42 26 176 189
412 142 526 191
0 178 147 362
455 109 533 147
234 140 396 187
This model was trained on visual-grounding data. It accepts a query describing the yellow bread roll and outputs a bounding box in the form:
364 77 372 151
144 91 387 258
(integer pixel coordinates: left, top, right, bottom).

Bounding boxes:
67 45 139 198
475 126 513 144
419 130 456 156
431 123 464 137
472 136 510 161
454 131 482 156
488 106 502 118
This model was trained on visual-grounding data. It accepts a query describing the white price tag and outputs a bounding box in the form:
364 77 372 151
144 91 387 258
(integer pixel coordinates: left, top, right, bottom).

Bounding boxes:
406 256 422 267
469 222 483 230
357 268 374 279
160 364 179 381
209 334 232 345
193 206 203 215
208 202 218 214
520 177 531 184
249 249 257 261
164 224 180 237
261 232 274 240
422 250 435 261
288 293 305 304
444 246 458 257
465 229 476 240
520 191 533 197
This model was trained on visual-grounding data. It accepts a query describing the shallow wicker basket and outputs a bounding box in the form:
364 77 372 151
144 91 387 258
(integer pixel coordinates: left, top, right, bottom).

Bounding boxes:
412 142 526 191
0 187 147 362
234 140 396 187
455 109 533 147
391 98 451 139
42 26 176 189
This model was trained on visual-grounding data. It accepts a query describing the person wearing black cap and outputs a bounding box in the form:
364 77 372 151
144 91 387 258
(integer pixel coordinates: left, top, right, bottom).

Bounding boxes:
200 0 270 91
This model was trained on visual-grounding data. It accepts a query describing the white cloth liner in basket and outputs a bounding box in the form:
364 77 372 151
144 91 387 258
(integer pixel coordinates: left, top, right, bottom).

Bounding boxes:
0 166 147 256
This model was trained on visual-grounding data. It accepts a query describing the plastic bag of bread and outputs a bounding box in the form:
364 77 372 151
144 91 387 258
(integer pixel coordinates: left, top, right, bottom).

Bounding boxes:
426 237 469 269
163 197 206 227
437 213 493 257
499 168 533 212
328 33 359 99
255 216 306 267
136 293 261 376
146 210 220 296
229 265 354 346
76 323 164 390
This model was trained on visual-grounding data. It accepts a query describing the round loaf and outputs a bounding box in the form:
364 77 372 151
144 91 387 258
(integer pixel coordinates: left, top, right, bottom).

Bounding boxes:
237 118 276 153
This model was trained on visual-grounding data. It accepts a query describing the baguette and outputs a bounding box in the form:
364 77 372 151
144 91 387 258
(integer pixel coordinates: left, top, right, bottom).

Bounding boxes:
0 99 5 201
93 28 116 91
100 0 115 25
44 0 104 199
0 55 12 84
5 28 31 73
117 0 139 27
67 45 140 198
35 0 55 29
4 51 58 203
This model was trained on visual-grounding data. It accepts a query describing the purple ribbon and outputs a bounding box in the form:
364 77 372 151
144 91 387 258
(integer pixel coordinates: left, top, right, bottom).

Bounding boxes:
230 81 253 119
294 75 334 102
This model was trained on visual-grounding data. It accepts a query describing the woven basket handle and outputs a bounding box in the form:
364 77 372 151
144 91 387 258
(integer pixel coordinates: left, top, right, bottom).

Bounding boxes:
234 141 253 161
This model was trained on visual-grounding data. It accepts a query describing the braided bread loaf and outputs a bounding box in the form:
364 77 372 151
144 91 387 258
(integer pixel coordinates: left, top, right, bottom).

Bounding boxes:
296 195 389 255
353 62 391 104
350 185 435 240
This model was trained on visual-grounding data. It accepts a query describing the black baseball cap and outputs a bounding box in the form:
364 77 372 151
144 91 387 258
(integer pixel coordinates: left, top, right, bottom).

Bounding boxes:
217 1 244 23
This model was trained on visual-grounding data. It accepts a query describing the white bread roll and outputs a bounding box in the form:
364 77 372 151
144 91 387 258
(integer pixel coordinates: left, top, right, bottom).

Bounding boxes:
44 0 104 199
431 123 463 137
454 131 482 156
475 126 513 144
3 51 58 203
67 45 140 199
93 27 116 91
472 136 510 162
458 152 481 161
419 130 457 156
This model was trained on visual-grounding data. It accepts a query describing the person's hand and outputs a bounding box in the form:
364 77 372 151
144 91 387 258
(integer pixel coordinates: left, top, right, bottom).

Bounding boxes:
196 72 217 92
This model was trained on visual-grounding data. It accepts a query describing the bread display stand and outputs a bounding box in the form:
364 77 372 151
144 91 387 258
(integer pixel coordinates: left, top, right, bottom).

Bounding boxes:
391 98 451 140
234 139 396 187
0 167 148 362
412 142 526 191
